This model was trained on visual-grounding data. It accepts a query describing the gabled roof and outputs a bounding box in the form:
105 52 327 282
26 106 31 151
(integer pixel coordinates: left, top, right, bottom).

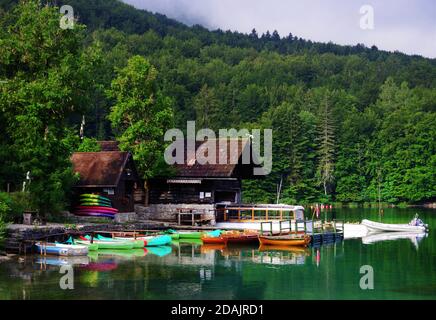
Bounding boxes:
71 151 131 187
171 138 255 178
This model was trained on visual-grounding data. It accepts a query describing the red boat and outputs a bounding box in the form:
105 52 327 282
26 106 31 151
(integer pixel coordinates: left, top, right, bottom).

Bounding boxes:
201 235 228 245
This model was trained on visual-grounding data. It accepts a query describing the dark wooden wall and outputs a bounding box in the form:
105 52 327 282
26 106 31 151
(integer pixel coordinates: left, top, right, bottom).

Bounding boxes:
73 157 142 212
148 179 241 204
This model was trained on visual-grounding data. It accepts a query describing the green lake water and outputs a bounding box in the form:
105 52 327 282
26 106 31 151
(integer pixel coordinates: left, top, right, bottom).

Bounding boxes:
0 208 435 300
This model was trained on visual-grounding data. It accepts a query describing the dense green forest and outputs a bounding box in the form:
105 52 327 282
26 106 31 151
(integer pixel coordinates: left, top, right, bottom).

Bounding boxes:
0 0 435 224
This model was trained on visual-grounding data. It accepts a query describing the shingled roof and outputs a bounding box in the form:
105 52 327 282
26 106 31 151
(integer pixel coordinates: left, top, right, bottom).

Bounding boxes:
91 138 259 179
71 151 131 187
171 138 254 178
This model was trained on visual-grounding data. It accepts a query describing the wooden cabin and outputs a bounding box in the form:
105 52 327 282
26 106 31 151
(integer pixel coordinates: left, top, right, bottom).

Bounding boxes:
71 151 141 212
148 138 260 205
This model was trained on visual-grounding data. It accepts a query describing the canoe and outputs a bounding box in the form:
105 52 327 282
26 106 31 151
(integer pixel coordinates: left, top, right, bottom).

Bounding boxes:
222 231 259 243
201 235 228 245
361 219 428 233
258 235 311 247
178 231 204 239
112 235 172 247
93 235 144 249
144 235 172 246
175 238 203 245
76 238 134 250
35 243 89 256
169 233 179 240
76 206 118 212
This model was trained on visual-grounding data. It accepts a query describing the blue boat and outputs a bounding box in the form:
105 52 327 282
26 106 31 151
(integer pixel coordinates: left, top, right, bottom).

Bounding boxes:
34 242 89 256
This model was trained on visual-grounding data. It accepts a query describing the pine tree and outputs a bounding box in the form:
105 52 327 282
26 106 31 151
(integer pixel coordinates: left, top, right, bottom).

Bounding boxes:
317 93 336 197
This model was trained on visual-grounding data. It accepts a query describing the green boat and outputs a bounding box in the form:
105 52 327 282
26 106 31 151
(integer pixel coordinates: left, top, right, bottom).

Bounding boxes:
76 239 134 250
178 231 204 239
93 235 144 249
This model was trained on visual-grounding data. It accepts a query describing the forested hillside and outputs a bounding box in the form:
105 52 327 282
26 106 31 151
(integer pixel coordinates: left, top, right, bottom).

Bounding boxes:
1 0 435 209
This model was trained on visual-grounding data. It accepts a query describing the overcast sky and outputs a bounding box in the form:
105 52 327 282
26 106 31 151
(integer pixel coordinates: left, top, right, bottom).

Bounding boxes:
122 0 436 58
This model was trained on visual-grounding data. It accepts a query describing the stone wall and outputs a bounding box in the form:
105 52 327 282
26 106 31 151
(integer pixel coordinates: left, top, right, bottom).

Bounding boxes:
135 204 216 225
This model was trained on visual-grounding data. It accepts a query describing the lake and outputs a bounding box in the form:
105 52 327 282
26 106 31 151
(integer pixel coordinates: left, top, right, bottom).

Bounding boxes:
0 208 435 300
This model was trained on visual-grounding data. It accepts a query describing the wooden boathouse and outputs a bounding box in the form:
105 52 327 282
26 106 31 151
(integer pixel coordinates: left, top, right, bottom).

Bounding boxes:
142 138 262 224
71 151 142 212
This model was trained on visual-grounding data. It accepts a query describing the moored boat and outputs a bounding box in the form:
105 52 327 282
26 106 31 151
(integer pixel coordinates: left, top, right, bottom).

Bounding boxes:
361 217 428 233
201 235 228 245
178 231 204 239
222 230 259 243
76 237 134 250
258 234 311 247
112 235 172 247
34 243 89 256
93 235 144 248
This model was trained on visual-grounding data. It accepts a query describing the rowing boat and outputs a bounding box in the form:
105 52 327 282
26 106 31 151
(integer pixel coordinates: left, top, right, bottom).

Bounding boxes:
34 243 89 256
361 219 428 233
201 235 228 244
178 231 204 239
93 235 144 248
76 237 134 250
112 235 172 247
258 234 311 247
222 231 259 243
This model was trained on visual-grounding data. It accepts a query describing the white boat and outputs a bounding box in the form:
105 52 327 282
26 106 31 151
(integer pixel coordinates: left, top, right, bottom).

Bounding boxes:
361 219 428 233
35 243 89 256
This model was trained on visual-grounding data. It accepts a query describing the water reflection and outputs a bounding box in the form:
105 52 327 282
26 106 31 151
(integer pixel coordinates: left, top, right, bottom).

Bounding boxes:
0 207 434 299
362 231 428 249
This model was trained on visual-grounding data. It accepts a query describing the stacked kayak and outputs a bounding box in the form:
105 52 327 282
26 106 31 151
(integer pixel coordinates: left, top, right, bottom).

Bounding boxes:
74 194 119 219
